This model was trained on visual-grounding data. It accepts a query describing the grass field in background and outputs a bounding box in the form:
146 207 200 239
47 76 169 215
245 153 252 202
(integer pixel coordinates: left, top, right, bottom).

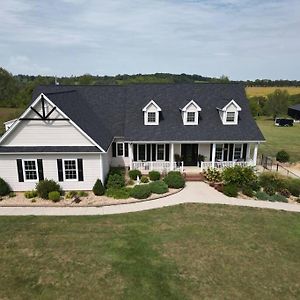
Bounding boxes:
0 107 23 134
0 204 300 299
256 117 300 162
246 86 300 97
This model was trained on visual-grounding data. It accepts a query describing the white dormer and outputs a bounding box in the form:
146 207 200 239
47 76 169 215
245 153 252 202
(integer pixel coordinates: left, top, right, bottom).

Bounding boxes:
218 99 241 125
142 100 162 125
181 100 201 125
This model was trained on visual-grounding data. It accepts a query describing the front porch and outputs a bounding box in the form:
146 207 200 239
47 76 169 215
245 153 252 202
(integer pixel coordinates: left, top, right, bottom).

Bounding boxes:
128 142 259 173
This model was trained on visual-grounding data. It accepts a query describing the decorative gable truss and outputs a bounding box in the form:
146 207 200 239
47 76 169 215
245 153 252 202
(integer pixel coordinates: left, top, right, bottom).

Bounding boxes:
181 100 202 125
217 99 241 125
142 100 162 125
0 93 104 151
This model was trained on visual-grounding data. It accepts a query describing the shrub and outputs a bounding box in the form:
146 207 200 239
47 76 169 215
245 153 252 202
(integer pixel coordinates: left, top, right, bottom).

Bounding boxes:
130 184 151 199
223 184 238 197
107 167 124 176
203 168 222 182
264 185 276 196
24 190 38 199
285 178 300 197
126 179 134 186
106 174 125 189
242 186 254 197
66 190 77 199
128 169 142 180
36 179 61 199
258 172 285 192
163 171 185 189
8 192 16 198
149 181 169 194
222 166 257 187
276 150 290 163
106 187 131 199
279 188 291 198
141 176 149 183
78 191 88 197
0 178 10 196
48 191 61 202
149 171 160 181
255 191 270 201
93 179 105 196
270 194 288 203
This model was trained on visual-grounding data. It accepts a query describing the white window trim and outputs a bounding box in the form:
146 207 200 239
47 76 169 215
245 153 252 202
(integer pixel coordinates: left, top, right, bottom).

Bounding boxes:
215 144 224 161
142 100 161 126
117 142 124 157
147 112 157 124
156 144 165 161
63 159 78 181
182 100 201 126
22 159 38 182
233 144 243 160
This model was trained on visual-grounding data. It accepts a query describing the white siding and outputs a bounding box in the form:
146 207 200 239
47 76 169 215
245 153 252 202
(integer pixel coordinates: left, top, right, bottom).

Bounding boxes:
0 154 101 191
174 144 181 156
199 144 211 161
1 105 94 146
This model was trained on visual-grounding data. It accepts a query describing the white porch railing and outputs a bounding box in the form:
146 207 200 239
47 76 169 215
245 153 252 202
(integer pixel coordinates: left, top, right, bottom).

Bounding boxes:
200 160 254 172
132 161 184 173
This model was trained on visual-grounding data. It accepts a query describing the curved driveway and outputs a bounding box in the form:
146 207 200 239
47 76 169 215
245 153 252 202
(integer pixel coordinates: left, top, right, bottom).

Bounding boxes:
0 182 299 216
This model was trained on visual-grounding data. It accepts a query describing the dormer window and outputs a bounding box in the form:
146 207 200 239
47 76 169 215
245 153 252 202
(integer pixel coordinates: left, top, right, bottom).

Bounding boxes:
218 99 241 125
181 100 201 125
187 112 196 123
147 112 156 123
226 112 235 122
142 100 161 126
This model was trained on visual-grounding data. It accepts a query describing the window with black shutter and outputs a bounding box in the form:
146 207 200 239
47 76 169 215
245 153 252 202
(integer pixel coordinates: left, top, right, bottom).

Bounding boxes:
112 142 117 157
57 159 64 181
37 159 44 181
16 159 24 182
124 143 129 157
77 158 84 181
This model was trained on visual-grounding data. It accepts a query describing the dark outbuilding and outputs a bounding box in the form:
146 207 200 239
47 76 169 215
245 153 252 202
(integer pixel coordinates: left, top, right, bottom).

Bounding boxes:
288 104 300 121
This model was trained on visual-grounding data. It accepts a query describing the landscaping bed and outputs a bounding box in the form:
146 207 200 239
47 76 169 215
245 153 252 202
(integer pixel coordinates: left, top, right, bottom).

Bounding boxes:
0 168 185 207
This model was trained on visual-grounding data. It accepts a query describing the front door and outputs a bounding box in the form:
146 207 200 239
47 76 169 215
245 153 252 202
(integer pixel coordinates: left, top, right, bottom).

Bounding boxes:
181 144 198 166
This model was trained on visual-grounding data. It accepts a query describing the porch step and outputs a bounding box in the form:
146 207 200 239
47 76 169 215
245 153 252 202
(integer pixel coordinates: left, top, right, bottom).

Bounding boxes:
183 173 205 182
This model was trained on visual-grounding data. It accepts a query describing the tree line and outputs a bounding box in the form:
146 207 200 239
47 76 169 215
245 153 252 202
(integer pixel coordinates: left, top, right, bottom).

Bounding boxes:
1 67 300 112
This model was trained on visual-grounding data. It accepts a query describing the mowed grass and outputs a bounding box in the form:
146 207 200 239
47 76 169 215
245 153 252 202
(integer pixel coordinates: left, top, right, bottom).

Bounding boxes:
0 107 23 134
256 117 300 162
246 86 300 97
0 204 300 299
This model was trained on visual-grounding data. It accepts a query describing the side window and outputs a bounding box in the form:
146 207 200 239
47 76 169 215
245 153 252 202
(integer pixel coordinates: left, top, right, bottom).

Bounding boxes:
64 159 78 181
117 143 124 156
23 160 38 181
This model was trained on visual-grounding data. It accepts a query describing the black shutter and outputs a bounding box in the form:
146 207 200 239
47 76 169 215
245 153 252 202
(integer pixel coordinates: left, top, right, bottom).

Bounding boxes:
57 159 64 182
242 144 247 160
152 144 156 161
133 144 137 161
229 144 234 161
37 159 44 181
16 159 24 182
165 144 170 161
209 144 213 161
77 158 84 181
112 142 116 157
147 144 151 161
124 143 129 157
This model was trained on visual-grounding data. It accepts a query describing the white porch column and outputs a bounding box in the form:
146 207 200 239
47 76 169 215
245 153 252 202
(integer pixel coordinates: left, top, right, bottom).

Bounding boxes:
212 143 216 168
129 143 133 170
253 143 259 166
246 143 251 161
170 143 174 170
99 153 104 184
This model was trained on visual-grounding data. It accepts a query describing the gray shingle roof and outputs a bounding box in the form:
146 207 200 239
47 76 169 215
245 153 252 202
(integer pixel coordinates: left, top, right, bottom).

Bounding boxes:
33 83 265 151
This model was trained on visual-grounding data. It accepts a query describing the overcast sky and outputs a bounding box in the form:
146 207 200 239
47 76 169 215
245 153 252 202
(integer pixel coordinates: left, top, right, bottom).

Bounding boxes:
1 0 299 80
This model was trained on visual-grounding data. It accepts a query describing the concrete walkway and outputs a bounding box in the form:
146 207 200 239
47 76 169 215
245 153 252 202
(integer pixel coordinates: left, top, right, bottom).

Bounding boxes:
0 182 300 216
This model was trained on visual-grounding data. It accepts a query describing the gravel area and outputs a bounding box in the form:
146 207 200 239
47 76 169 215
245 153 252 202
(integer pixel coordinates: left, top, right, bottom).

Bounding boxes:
0 189 179 207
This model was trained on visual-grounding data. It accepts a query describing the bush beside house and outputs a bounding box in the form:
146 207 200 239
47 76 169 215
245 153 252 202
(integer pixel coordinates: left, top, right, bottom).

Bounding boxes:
0 178 10 196
36 179 61 199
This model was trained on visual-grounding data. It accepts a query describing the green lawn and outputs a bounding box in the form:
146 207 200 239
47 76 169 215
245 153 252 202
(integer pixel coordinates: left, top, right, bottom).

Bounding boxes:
0 204 300 299
0 107 23 135
256 117 300 162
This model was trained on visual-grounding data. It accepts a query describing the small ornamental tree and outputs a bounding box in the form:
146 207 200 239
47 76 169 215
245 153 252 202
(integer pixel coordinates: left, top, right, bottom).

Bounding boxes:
0 178 10 196
276 150 289 163
93 179 105 196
